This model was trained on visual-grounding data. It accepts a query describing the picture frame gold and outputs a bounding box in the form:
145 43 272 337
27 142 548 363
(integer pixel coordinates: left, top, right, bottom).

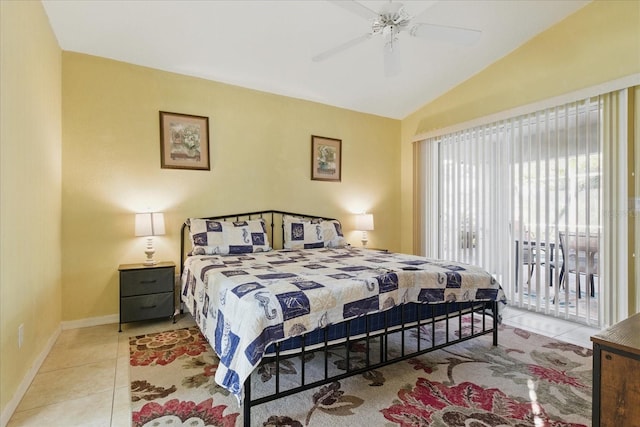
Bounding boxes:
311 135 341 182
159 111 210 170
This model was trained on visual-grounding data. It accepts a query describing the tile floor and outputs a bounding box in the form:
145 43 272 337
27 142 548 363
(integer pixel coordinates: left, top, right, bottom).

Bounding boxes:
6 315 196 427
500 305 601 348
6 306 601 427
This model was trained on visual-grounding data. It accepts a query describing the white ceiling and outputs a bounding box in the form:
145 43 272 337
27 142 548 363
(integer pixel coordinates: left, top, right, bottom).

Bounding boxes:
42 0 590 119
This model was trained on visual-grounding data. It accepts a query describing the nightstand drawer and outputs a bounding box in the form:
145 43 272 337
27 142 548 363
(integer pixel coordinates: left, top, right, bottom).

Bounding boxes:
120 292 174 323
120 267 173 296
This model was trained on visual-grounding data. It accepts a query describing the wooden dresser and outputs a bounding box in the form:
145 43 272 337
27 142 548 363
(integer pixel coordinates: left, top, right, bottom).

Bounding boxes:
591 312 640 427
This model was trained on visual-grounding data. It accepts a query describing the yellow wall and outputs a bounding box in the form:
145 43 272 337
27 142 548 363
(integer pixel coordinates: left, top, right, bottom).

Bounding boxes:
61 53 401 321
400 0 640 310
0 0 62 417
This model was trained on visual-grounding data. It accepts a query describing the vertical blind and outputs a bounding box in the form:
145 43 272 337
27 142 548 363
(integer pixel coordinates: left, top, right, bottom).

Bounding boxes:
415 89 631 327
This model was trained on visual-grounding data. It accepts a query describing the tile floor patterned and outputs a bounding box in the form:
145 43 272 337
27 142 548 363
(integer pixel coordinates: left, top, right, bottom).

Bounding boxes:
6 306 600 427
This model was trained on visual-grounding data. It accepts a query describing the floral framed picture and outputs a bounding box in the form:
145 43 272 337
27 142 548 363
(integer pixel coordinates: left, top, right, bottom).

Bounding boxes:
159 111 210 170
311 135 341 182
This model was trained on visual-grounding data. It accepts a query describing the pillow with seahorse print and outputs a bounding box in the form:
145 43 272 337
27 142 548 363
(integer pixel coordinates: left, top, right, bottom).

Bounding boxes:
189 218 271 255
283 215 346 249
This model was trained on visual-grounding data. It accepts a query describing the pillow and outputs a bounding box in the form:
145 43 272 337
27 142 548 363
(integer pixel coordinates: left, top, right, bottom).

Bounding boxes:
283 215 346 249
189 218 271 255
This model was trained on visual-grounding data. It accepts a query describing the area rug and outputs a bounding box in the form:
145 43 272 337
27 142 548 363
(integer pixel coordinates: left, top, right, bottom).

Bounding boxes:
129 320 592 427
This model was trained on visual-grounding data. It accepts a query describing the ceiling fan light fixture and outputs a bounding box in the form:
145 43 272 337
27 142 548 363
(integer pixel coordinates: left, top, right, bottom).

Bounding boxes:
372 3 411 36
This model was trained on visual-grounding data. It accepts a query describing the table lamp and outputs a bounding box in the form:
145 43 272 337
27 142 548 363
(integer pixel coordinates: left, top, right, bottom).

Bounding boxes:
355 213 374 247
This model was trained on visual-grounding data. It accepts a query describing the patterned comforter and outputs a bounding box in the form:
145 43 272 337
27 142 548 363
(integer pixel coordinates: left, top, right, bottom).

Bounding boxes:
180 247 506 401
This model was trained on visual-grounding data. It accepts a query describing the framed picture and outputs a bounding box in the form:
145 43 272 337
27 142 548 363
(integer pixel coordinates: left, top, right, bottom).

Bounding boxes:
159 111 210 170
311 135 342 182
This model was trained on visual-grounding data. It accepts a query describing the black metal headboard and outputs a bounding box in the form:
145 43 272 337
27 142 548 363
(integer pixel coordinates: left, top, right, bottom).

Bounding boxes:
180 210 337 273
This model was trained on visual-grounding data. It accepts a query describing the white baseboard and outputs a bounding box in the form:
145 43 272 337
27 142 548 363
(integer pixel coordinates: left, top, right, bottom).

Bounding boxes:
61 313 119 330
0 325 61 427
1 313 119 427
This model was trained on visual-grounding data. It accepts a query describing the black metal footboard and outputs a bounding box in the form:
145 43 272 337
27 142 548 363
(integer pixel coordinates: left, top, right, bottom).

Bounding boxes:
242 300 499 426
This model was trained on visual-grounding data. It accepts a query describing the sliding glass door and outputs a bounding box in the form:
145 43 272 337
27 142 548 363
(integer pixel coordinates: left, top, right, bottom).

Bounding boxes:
423 97 604 326
510 102 601 324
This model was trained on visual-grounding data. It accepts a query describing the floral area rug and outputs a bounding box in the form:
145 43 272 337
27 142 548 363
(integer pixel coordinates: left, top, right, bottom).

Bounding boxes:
129 319 592 427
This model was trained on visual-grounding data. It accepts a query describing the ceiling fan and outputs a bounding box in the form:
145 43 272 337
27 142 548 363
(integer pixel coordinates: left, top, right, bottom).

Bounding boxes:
313 0 482 77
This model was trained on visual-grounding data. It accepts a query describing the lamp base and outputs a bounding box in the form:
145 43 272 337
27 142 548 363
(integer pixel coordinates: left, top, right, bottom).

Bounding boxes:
361 231 369 248
143 237 157 265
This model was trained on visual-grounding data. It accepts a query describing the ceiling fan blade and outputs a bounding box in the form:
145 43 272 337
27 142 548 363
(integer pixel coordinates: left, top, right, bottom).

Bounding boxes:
312 33 372 62
327 0 378 21
410 23 481 45
384 41 401 77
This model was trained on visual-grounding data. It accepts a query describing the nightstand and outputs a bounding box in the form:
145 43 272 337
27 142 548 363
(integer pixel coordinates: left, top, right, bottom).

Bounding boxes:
118 261 176 332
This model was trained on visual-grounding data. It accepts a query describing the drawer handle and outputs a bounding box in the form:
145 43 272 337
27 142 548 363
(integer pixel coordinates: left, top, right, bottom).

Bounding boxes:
140 304 158 310
605 354 612 361
139 280 157 284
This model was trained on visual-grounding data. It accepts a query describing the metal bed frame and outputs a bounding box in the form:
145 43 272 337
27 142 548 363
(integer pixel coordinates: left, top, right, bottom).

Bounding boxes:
180 210 499 427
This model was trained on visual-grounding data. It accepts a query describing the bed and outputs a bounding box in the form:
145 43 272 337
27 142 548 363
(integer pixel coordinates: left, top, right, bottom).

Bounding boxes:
180 210 506 426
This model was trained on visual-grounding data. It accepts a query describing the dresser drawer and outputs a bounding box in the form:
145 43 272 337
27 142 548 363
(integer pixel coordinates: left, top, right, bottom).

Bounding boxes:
120 267 174 296
120 292 174 323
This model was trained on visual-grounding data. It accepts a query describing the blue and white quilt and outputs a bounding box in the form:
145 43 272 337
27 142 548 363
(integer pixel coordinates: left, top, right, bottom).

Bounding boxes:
180 247 506 401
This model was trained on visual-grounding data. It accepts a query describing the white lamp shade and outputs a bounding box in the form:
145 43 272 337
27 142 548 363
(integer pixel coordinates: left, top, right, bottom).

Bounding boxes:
135 212 166 237
355 213 374 231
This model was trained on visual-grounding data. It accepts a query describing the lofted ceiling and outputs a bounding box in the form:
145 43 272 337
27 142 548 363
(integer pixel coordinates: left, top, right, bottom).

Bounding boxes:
42 0 590 119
